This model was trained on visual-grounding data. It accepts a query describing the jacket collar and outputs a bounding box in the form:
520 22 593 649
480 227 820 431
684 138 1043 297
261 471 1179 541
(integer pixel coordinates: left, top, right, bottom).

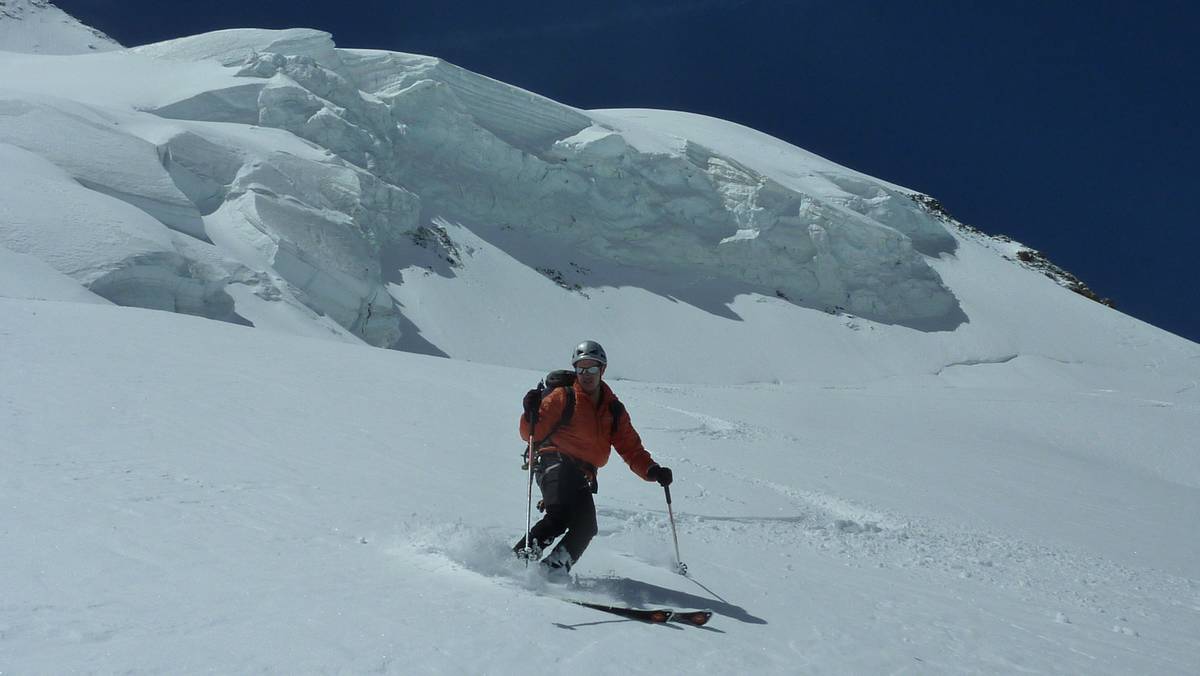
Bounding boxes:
574 379 611 406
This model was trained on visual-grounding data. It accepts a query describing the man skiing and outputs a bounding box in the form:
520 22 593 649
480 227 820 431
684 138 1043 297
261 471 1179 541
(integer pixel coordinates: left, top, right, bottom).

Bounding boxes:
514 340 673 575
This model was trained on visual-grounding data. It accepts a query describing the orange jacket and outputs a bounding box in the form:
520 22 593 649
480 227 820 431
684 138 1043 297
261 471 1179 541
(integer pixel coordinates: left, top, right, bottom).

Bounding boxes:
520 381 656 480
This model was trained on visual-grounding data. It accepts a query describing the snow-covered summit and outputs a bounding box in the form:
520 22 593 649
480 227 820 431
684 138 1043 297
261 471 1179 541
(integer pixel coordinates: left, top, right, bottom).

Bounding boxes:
1 21 1194 385
0 0 120 54
1 25 964 345
130 27 340 68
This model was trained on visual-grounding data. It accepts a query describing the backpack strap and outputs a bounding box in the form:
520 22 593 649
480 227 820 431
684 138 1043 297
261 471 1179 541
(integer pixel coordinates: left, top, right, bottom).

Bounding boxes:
535 386 575 448
561 387 576 433
608 399 626 437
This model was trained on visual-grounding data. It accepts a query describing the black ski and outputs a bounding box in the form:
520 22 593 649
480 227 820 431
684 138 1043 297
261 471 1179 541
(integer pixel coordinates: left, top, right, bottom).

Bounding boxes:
565 599 712 626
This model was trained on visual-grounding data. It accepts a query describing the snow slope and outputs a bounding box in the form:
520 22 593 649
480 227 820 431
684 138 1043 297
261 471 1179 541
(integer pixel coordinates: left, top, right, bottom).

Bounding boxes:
2 295 1198 674
2 8 1199 674
0 245 110 304
0 0 120 55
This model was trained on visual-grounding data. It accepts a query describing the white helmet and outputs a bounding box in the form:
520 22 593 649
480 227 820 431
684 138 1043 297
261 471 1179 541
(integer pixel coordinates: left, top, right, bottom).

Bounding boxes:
571 340 607 366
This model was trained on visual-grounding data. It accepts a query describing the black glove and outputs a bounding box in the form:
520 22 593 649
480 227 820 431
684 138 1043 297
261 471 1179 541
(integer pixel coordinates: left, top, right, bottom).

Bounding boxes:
522 388 541 420
647 465 673 487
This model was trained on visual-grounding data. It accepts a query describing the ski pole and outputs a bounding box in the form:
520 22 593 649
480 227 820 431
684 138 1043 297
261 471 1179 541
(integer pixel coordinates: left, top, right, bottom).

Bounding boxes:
521 383 542 566
523 438 535 566
664 485 687 576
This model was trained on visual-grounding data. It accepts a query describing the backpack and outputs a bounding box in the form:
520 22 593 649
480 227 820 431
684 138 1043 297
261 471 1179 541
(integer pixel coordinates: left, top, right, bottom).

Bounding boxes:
532 369 626 447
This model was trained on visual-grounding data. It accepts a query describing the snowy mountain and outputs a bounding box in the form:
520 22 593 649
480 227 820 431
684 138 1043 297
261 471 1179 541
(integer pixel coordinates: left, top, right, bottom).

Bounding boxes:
2 6 1199 674
0 0 120 54
2 21 1182 384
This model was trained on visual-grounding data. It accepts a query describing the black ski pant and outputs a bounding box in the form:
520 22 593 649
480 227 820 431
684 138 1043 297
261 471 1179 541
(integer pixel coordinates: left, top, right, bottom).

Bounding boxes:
514 452 598 567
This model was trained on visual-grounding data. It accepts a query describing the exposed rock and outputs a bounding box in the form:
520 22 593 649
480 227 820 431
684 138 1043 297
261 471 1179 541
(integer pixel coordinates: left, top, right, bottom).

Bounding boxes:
911 193 1115 309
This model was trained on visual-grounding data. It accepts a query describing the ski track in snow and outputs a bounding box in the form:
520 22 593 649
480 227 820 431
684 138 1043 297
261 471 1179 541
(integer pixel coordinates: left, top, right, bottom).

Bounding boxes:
393 521 765 628
644 404 763 441
394 484 1198 653
394 448 1195 645
3 299 1198 672
616 401 1199 639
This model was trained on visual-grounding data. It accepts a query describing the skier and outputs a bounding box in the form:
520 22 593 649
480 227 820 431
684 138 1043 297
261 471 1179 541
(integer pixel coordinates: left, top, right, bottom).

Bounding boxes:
514 340 673 575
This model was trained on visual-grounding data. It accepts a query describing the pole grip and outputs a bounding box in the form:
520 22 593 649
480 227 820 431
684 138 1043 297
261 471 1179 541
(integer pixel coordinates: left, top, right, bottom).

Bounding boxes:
664 485 672 505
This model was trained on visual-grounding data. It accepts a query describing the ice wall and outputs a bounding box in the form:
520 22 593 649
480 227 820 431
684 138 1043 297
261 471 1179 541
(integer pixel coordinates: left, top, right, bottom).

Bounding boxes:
1 24 972 349
135 29 965 328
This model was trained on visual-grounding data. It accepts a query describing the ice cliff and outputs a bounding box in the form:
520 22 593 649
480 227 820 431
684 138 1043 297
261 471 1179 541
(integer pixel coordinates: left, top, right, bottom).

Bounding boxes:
3 20 985 352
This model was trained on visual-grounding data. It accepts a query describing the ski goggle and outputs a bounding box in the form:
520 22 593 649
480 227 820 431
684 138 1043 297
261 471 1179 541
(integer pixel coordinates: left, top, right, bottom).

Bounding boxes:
575 365 602 375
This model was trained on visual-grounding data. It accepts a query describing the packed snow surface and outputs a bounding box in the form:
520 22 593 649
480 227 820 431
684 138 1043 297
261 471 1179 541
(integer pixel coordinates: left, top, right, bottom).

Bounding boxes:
2 294 1198 674
2 10 1200 674
0 0 120 55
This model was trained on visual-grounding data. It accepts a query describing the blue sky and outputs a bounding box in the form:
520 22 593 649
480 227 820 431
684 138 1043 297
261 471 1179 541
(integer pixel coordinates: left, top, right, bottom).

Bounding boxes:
58 1 1199 343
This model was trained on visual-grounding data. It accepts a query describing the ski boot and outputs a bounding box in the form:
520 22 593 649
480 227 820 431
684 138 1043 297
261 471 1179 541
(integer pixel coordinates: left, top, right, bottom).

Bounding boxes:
538 547 574 583
513 536 543 563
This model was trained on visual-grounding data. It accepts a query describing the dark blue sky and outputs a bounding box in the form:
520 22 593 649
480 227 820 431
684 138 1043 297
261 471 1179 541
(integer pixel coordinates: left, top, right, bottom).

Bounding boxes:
58 1 1199 343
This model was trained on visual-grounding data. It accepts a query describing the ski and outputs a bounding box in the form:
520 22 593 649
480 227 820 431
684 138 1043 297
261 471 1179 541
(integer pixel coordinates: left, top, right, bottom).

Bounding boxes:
565 599 713 626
